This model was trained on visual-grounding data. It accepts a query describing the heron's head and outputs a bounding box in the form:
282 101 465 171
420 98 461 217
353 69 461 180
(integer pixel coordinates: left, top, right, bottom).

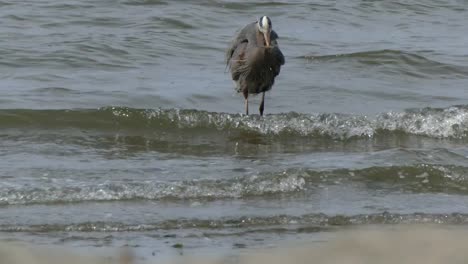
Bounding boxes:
257 16 272 47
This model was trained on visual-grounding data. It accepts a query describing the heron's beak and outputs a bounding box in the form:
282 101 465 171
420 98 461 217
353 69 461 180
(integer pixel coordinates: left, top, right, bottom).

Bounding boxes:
263 31 271 47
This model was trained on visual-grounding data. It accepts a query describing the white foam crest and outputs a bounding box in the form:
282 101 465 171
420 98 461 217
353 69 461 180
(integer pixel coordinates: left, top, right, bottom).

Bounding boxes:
377 106 468 138
0 172 308 205
108 105 468 140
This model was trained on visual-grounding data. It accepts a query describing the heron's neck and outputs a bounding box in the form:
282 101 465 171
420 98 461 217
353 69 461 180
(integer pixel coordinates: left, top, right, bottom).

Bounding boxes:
255 31 267 47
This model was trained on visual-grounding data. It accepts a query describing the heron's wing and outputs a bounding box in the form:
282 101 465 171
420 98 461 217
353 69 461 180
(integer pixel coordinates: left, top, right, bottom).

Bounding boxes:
271 30 279 41
272 46 285 66
270 30 285 66
229 42 249 81
225 22 256 67
225 38 247 68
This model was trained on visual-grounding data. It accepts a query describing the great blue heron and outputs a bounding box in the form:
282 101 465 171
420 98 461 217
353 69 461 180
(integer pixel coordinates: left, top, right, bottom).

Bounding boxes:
226 16 285 116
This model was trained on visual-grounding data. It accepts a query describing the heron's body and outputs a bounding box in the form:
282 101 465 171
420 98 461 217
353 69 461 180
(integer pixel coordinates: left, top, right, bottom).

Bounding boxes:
226 17 285 116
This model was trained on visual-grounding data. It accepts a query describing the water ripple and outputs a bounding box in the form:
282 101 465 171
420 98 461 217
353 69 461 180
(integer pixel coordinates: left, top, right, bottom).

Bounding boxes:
1 164 467 205
2 212 468 232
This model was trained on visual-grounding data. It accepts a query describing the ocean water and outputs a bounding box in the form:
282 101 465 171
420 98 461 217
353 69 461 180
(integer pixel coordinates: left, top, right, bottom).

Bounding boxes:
1 0 468 261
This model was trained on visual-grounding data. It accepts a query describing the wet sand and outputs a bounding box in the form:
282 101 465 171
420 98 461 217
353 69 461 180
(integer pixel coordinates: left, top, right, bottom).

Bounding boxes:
2 225 468 264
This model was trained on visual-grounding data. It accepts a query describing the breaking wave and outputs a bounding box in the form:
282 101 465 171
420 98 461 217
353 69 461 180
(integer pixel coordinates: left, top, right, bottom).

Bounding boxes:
1 105 468 140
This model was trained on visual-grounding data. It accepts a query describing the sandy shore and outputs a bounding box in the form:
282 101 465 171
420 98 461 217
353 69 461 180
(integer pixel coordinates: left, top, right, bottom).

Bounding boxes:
2 225 468 264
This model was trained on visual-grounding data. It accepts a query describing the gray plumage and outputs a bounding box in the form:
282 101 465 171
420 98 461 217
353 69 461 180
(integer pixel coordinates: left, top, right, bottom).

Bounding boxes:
226 17 285 116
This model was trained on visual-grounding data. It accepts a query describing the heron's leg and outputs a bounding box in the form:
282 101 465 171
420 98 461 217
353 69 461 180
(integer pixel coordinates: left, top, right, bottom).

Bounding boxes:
259 92 265 116
243 89 249 115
